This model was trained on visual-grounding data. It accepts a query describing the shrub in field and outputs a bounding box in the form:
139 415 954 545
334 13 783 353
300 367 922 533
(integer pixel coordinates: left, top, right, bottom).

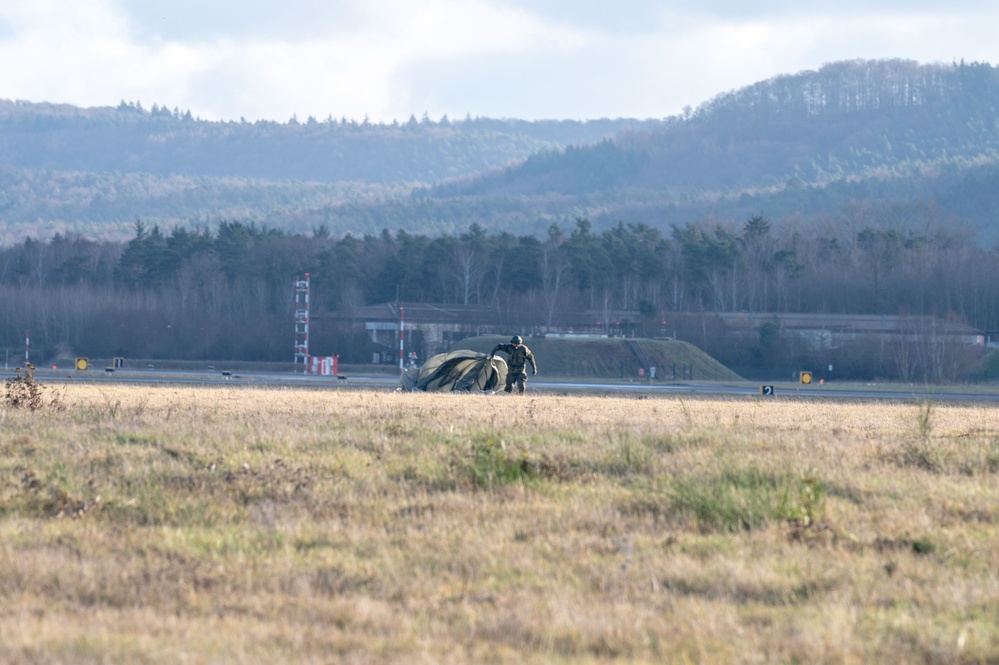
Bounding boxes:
899 439 943 472
4 365 44 410
916 400 934 440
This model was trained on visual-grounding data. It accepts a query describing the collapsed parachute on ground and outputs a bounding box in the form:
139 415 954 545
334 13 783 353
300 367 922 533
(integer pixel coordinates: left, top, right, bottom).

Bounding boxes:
400 350 507 392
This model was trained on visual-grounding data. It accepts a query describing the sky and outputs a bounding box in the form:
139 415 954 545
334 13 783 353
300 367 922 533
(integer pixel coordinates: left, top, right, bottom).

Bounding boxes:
1 0 998 124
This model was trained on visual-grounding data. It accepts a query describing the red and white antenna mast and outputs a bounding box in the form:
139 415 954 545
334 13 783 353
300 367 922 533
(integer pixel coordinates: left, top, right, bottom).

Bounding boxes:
293 273 310 373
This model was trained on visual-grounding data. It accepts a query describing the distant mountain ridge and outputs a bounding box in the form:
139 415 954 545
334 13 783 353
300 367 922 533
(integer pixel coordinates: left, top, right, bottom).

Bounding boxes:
0 99 658 183
444 59 999 195
3 59 999 244
428 59 999 243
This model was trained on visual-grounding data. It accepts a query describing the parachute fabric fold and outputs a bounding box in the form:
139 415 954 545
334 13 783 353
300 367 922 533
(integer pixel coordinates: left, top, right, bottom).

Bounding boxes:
400 350 507 392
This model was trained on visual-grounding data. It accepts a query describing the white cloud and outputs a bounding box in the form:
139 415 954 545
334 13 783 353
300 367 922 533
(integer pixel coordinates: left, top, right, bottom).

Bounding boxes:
0 0 162 105
176 0 595 121
1 0 999 122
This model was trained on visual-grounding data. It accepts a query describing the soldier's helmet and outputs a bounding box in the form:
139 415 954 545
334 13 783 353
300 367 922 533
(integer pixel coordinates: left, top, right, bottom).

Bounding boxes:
511 335 522 344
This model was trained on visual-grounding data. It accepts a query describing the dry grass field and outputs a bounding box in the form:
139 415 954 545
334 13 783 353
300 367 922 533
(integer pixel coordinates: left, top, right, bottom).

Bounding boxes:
1 381 998 664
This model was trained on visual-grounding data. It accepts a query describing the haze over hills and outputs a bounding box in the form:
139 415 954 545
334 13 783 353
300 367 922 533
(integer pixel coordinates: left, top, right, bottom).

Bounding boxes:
0 99 651 182
0 102 660 242
2 58 999 244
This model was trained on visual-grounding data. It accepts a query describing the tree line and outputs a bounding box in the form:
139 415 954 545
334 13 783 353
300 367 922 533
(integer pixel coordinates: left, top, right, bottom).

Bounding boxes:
1 203 997 380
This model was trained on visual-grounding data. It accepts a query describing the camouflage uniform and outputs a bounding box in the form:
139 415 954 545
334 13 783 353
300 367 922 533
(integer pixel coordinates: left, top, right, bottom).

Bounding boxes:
490 341 537 394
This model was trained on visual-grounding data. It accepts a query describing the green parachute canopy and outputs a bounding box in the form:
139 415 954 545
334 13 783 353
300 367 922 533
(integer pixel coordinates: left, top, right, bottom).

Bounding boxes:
400 350 507 392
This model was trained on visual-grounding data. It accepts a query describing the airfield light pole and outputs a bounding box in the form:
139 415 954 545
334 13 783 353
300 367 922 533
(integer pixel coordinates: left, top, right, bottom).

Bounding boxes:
399 305 405 376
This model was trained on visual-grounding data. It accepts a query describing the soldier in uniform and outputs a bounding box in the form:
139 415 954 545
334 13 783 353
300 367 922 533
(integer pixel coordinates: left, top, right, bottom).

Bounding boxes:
489 335 537 394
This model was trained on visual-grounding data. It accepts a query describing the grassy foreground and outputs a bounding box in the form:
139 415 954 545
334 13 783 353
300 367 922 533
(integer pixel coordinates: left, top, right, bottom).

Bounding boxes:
1 384 998 664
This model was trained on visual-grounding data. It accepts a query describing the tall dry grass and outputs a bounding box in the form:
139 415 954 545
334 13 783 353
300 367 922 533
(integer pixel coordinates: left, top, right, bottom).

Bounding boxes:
1 384 997 663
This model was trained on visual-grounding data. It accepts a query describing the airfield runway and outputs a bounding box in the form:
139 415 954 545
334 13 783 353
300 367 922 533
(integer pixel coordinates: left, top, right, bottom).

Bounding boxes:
5 366 999 403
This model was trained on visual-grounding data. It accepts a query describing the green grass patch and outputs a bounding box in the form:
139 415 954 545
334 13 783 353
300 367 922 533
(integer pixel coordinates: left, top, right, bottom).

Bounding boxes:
667 467 826 532
466 438 537 489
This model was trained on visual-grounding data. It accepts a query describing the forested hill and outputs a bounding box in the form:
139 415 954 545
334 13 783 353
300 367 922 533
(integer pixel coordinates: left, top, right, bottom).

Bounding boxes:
0 100 655 183
442 59 999 196
5 59 999 244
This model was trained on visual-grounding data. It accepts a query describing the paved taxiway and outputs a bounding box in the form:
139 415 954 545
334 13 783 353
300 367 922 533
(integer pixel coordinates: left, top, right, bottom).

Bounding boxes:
6 367 999 403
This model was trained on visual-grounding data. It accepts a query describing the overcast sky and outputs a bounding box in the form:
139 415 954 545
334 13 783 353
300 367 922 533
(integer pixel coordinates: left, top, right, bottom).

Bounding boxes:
1 1 998 123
